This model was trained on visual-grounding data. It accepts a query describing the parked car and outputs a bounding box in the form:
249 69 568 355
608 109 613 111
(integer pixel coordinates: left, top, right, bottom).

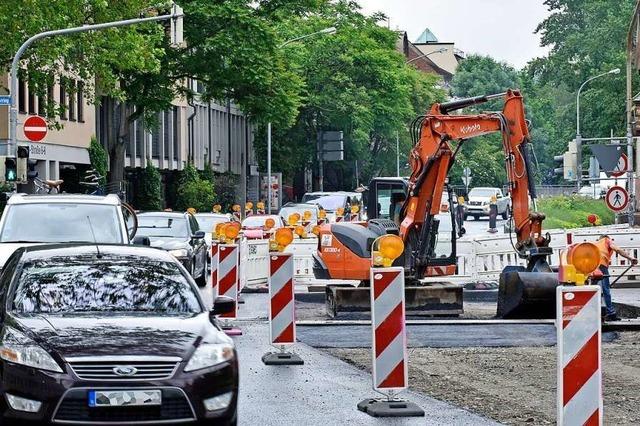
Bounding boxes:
136 212 208 286
195 212 232 261
577 184 606 199
0 194 140 270
278 202 320 224
0 244 238 425
440 190 458 212
465 187 510 220
301 191 362 222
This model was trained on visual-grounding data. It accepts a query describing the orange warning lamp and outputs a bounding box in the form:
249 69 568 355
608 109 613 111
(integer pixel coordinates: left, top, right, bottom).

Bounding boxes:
245 202 254 210
187 207 196 215
374 235 404 267
232 204 241 212
560 242 600 285
214 222 226 238
294 225 306 238
311 225 320 236
264 218 276 230
336 207 345 217
212 204 222 213
257 201 265 210
224 222 241 241
274 227 294 252
350 205 359 214
303 210 312 222
587 214 600 226
318 210 327 220
287 213 301 226
217 223 228 242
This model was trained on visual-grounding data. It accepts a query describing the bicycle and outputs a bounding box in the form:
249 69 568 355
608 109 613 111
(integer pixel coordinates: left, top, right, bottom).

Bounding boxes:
34 176 64 194
81 169 127 201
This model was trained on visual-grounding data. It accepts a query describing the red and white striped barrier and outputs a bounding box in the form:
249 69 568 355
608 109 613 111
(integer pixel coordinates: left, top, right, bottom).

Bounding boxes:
556 285 602 426
335 216 344 222
217 244 238 320
210 242 219 297
370 266 407 391
262 252 303 365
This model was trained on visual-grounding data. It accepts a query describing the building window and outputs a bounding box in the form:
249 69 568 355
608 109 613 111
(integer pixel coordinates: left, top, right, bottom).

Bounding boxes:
68 80 76 121
18 79 26 113
28 83 36 115
173 106 179 161
77 82 84 122
59 80 67 120
163 110 170 160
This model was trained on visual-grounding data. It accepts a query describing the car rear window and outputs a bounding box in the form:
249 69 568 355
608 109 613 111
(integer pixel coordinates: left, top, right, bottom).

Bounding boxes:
12 256 201 314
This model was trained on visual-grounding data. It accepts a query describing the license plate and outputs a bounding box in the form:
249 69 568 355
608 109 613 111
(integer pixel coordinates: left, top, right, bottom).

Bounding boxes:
88 390 162 407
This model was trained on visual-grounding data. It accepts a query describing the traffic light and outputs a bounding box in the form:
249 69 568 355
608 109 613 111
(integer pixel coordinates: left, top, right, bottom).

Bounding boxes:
27 159 38 179
553 139 578 181
16 146 28 183
5 157 16 182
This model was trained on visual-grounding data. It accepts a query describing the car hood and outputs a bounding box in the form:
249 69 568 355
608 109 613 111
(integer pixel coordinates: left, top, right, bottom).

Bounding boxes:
146 237 189 251
468 197 489 204
0 243 42 269
11 313 226 359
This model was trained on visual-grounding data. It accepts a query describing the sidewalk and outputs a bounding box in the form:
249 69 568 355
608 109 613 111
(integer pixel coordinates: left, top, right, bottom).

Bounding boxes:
233 294 500 426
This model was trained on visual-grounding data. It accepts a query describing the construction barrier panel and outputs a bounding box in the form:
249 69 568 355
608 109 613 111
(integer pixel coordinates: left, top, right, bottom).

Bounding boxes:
210 242 219 298
556 285 602 426
217 244 238 319
268 253 296 344
370 266 407 391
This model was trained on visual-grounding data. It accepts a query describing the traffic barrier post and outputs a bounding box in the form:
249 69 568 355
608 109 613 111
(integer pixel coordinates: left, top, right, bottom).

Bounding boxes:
210 242 219 299
218 244 242 336
262 251 303 365
358 235 424 417
556 285 602 426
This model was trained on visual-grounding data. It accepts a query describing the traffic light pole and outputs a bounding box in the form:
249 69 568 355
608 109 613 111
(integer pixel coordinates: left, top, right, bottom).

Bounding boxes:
7 5 183 158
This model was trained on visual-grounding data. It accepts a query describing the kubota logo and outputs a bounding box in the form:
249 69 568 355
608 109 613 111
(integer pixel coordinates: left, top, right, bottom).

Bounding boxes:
460 124 481 134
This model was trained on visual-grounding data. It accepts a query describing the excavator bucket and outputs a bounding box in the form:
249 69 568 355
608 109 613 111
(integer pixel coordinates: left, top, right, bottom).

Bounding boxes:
497 266 559 318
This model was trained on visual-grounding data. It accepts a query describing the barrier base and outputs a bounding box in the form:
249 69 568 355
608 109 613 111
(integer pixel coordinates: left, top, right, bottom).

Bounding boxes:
357 399 424 417
261 351 304 365
220 322 243 336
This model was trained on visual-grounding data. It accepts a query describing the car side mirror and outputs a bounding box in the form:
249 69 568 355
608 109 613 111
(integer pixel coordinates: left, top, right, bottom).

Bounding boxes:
210 296 235 319
192 230 206 240
132 235 151 246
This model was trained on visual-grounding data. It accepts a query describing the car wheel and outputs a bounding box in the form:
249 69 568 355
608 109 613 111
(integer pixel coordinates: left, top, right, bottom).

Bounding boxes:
501 210 508 220
474 215 479 221
463 214 468 221
195 258 207 287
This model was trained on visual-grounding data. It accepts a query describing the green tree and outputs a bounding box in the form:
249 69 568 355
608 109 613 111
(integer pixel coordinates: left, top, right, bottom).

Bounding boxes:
175 163 215 212
213 172 238 212
136 160 163 211
88 136 108 185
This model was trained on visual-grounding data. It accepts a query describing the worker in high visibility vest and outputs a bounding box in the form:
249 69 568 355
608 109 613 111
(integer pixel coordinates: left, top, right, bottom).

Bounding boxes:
596 234 637 321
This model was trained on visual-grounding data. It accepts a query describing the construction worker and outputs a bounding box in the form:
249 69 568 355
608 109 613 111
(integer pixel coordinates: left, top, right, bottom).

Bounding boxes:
595 234 637 321
488 194 498 233
455 196 465 234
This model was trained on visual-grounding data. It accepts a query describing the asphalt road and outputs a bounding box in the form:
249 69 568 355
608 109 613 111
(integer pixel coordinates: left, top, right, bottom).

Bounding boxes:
199 287 499 425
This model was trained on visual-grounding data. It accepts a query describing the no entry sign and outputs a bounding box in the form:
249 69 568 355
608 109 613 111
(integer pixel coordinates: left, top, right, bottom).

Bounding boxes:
605 185 629 212
611 153 628 178
23 116 47 142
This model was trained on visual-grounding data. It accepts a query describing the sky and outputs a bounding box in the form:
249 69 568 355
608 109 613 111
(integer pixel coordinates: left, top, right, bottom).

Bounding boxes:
356 0 551 69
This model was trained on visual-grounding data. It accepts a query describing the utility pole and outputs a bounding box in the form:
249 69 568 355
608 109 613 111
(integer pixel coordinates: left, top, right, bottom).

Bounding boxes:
396 131 400 177
7 4 183 158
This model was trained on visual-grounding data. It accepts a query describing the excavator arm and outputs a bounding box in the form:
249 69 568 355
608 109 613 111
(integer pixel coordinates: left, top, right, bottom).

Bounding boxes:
400 90 550 280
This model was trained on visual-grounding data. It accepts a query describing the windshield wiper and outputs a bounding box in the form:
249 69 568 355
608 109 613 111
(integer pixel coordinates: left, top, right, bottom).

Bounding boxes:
1 240 41 243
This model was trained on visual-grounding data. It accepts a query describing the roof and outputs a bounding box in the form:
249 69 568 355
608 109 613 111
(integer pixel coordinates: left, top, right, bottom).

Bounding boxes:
138 211 188 218
8 193 121 206
415 28 438 43
194 213 229 218
20 243 175 262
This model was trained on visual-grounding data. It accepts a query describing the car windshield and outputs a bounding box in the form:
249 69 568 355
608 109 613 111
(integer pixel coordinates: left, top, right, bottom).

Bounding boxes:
304 195 346 211
242 216 279 228
0 203 123 244
469 188 497 197
195 215 228 233
12 256 201 314
137 216 188 238
279 206 317 222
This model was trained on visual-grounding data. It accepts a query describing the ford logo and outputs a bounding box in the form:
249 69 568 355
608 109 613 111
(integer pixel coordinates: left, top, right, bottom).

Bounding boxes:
113 366 138 376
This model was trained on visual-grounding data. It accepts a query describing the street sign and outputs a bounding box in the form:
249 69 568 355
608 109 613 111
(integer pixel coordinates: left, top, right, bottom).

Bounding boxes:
0 96 10 106
590 144 623 176
462 167 472 189
610 153 628 177
23 116 47 142
319 130 344 162
605 185 629 212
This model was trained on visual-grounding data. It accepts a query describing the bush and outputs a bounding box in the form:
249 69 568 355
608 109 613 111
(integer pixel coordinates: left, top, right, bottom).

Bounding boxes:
537 196 614 229
176 163 216 212
136 160 163 211
213 172 238 212
88 136 108 184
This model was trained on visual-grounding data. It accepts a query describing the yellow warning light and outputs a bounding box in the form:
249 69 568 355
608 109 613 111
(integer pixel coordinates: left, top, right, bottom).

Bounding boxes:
374 234 404 267
187 207 196 215
217 223 228 241
318 210 327 219
274 228 294 250
269 239 279 252
214 222 226 238
224 222 241 240
372 250 384 267
303 210 312 221
295 225 306 238
350 205 359 214
245 202 254 210
568 242 600 276
232 204 241 212
257 201 265 210
311 225 320 236
287 213 301 226
264 218 276 230
212 204 222 213
336 207 345 217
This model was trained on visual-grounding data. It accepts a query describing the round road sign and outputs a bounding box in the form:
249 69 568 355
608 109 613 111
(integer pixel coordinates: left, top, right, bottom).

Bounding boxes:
605 185 629 212
611 153 628 178
23 115 47 142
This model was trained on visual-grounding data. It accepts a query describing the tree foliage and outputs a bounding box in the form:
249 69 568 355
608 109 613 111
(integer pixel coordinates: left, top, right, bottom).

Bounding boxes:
135 160 163 211
88 136 108 185
175 163 215 212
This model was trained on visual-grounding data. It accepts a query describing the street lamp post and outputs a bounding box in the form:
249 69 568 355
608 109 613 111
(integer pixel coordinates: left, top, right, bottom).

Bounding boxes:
575 68 620 190
405 47 447 65
7 4 183 158
266 26 336 213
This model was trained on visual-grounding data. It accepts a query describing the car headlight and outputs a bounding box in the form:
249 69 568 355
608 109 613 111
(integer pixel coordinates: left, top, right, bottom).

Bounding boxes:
184 343 234 372
169 248 189 258
0 327 62 373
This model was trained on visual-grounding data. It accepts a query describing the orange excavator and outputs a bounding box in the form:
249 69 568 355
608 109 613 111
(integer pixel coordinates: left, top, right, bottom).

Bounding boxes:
314 90 558 318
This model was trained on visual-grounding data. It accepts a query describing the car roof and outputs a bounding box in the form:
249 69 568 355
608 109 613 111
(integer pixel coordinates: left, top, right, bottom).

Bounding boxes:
138 211 188 218
8 193 122 206
282 203 319 209
19 243 176 262
195 213 229 218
